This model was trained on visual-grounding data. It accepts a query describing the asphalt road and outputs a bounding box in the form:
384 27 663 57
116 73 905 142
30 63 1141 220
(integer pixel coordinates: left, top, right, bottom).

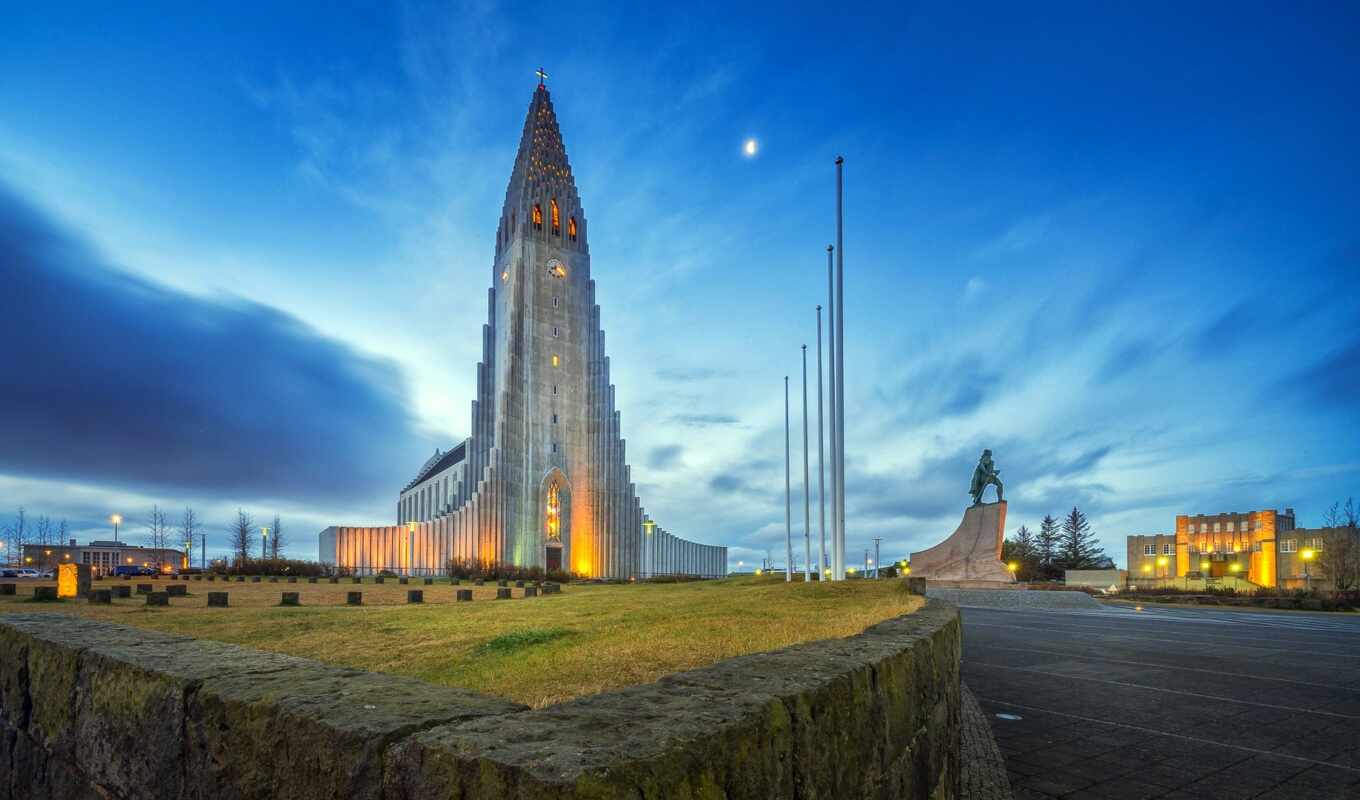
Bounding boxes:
960 602 1360 800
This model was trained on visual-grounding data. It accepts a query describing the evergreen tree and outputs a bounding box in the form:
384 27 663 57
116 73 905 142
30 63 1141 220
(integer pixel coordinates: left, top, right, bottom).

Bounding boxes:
1058 506 1106 569
1037 515 1060 568
1001 524 1040 581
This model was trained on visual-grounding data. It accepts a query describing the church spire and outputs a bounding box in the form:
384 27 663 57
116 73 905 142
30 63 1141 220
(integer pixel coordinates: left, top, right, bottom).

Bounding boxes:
499 74 584 251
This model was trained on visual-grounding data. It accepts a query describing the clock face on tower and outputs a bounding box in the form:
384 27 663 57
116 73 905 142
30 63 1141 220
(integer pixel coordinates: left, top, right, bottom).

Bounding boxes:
546 258 567 279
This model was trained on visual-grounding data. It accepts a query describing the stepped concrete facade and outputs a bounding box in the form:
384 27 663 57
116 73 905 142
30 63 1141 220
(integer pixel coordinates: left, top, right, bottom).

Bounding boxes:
320 82 725 579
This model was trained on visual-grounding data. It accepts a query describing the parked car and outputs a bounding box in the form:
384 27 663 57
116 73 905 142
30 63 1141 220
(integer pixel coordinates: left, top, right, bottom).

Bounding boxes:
38 569 55 579
14 568 40 579
112 565 156 577
0 568 17 578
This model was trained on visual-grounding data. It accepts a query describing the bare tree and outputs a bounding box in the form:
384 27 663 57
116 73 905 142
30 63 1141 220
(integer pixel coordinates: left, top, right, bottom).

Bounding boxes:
57 519 68 545
7 507 27 565
36 515 53 548
180 507 201 571
145 505 171 573
1319 497 1360 591
268 514 285 560
229 509 254 565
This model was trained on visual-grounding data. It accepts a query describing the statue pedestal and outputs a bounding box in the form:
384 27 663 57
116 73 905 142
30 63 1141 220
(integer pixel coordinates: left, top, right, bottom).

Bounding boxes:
909 501 1014 584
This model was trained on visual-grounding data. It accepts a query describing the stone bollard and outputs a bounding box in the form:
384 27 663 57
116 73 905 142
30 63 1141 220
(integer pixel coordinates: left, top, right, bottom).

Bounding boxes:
396 577 407 585
352 577 362 584
165 584 187 597
456 589 473 602
280 592 300 606
905 577 928 596
136 583 153 595
496 587 512 600
113 585 131 598
346 592 363 606
145 592 169 606
207 592 228 607
0 583 14 596
375 577 385 584
423 578 434 585
88 589 112 604
524 586 538 598
33 586 59 602
407 590 423 604
515 581 525 588
308 577 318 584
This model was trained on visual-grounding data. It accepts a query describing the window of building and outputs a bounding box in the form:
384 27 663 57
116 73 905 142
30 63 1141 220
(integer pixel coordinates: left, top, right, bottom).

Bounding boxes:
1213 522 1221 532
552 384 558 395
552 326 559 338
1311 538 1324 551
1162 543 1172 555
1280 539 1296 553
551 199 560 235
552 355 560 367
552 296 559 308
568 216 577 241
532 204 543 229
1144 544 1155 556
551 443 558 453
552 414 558 424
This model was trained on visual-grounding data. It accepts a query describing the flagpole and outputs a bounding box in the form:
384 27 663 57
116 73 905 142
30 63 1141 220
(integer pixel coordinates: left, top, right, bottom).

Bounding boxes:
834 157 846 581
816 305 827 580
801 345 812 583
784 376 793 582
827 244 839 579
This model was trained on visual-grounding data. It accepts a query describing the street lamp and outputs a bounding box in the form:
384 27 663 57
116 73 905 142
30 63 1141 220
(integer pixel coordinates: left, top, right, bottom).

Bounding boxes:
261 527 269 564
1301 548 1315 592
111 514 122 543
1007 562 1019 580
1156 555 1168 580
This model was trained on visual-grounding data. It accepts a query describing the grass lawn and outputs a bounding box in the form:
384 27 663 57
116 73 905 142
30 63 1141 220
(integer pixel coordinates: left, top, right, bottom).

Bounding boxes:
0 575 921 708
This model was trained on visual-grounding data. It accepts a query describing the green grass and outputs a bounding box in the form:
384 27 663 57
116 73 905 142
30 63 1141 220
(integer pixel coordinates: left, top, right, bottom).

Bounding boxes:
0 575 921 707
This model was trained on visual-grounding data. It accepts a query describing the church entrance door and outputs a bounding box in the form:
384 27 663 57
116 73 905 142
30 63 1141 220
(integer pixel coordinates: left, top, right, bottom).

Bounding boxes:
546 546 562 571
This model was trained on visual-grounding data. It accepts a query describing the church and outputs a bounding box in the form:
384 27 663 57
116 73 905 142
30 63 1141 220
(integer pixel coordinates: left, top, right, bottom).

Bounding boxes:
320 78 726 580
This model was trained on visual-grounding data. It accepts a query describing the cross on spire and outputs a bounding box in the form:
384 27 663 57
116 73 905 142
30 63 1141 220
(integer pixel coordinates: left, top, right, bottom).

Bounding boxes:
535 67 548 86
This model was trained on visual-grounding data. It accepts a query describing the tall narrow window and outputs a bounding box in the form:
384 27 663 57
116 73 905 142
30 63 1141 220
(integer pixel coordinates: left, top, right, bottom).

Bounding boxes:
552 384 557 395
552 355 560 367
552 296 559 308
546 481 561 539
551 199 560 235
552 413 558 424
552 325 559 338
532 204 543 230
568 216 577 241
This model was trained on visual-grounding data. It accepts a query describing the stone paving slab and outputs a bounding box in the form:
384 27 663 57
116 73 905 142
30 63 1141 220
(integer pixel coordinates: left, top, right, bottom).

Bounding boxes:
962 681 1012 800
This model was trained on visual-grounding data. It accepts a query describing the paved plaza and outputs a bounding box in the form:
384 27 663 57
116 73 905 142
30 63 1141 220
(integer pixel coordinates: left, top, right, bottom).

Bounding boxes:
961 602 1360 799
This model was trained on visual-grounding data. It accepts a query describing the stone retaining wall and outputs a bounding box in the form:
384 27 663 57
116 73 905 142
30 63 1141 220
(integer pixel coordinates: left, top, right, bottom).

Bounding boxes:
0 600 960 799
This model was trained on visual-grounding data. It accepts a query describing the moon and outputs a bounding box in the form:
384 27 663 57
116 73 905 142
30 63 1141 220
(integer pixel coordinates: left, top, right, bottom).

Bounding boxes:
743 138 758 157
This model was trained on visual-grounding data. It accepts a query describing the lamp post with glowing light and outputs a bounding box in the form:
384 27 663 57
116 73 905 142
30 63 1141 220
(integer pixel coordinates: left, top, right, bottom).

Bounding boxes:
1301 548 1315 592
261 527 269 566
111 514 122 543
1007 562 1019 581
1156 555 1168 582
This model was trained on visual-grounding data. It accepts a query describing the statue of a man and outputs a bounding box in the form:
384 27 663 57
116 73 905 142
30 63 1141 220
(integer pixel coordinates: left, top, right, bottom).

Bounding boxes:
969 449 1004 505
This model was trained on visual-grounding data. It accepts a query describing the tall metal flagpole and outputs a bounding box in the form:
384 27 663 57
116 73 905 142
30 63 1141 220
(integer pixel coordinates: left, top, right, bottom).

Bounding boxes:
784 376 793 582
816 305 827 580
826 244 839 579
801 345 812 583
834 157 846 582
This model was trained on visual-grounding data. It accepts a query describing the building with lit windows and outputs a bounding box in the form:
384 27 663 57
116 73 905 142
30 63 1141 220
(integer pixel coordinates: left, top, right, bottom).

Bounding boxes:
320 79 725 580
21 540 186 576
1124 509 1358 590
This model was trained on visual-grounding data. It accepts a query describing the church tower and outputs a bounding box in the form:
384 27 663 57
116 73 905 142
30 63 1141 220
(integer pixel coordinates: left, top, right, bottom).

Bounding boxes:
322 78 726 582
465 79 641 578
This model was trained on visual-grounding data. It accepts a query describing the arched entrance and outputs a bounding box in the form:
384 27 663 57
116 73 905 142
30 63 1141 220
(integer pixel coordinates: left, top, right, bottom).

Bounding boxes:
540 468 571 572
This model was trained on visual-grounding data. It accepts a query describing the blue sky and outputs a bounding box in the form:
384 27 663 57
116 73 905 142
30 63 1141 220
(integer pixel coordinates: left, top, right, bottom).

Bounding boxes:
2 2 1357 568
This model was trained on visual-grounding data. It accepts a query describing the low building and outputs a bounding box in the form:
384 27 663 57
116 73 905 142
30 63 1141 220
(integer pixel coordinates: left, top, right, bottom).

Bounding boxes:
1275 527 1360 590
1126 533 1177 580
21 540 186 576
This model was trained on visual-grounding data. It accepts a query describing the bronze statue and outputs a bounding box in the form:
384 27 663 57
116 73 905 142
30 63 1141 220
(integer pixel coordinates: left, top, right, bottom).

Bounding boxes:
969 449 1003 505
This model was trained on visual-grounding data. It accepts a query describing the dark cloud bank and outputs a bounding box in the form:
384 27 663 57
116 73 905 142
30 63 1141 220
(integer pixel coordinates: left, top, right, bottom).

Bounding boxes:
0 182 425 505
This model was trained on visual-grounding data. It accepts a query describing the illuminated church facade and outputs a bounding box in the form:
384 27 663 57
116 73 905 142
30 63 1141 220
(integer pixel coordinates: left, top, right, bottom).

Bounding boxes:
320 81 726 580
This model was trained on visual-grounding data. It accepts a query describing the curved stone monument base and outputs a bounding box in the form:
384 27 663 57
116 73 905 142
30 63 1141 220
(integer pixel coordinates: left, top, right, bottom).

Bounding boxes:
910 501 1014 583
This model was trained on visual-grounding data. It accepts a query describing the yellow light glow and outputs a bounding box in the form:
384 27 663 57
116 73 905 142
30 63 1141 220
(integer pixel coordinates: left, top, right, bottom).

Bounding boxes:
24 557 32 564
44 549 51 556
63 553 70 559
1200 560 1210 570
110 514 122 525
1156 556 1168 567
57 564 78 599
755 568 763 575
126 558 133 564
1301 548 1315 561
847 567 857 574
1007 562 1019 572
501 271 508 281
1141 564 1152 573
1229 562 1242 573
